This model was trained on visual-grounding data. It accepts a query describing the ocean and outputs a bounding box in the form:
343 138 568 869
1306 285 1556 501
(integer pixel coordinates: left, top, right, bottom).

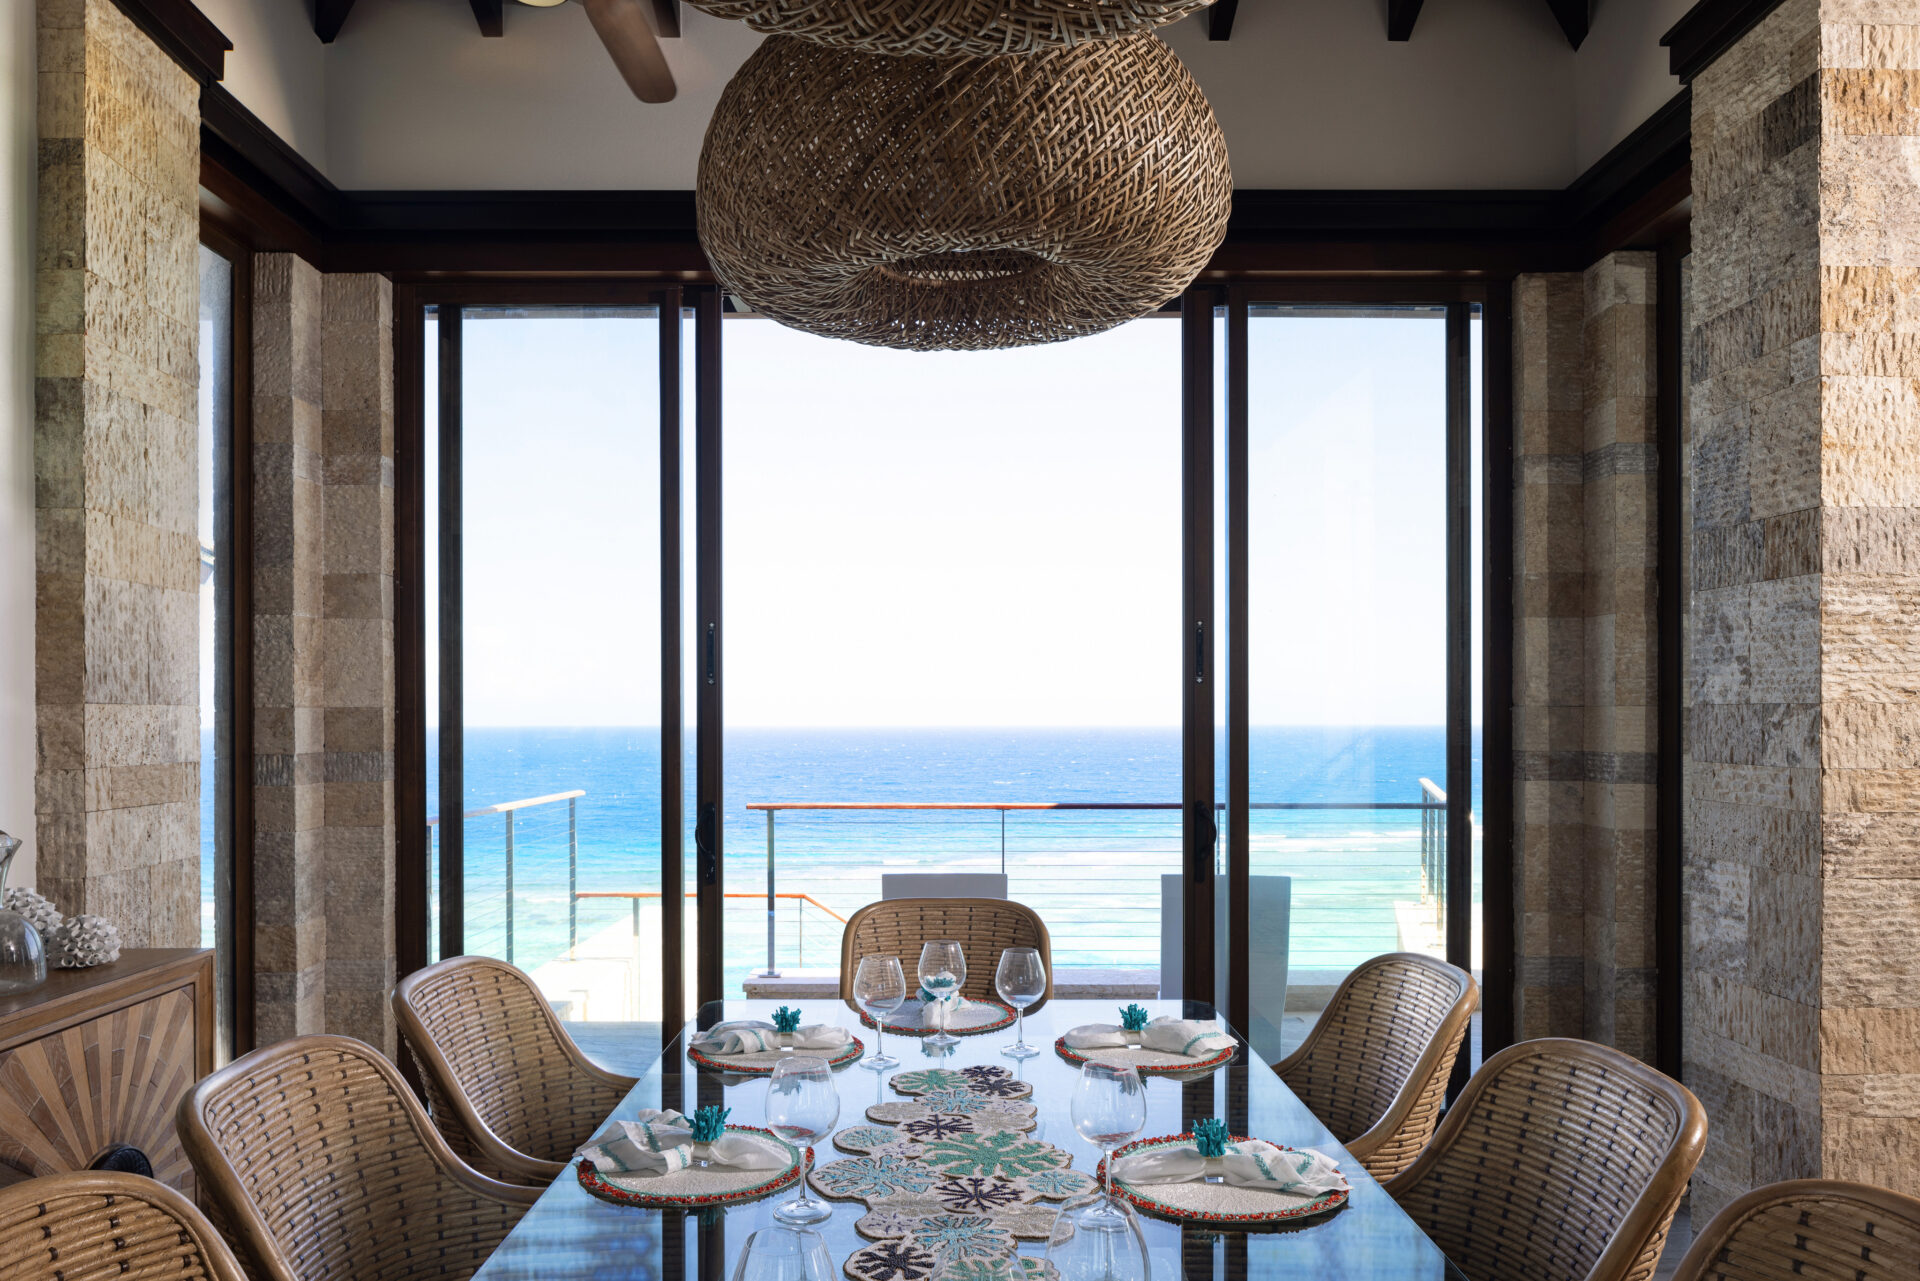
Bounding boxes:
203 727 1482 991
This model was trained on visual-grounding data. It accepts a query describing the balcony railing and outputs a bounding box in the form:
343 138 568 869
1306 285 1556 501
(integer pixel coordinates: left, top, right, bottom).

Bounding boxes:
431 782 1456 1002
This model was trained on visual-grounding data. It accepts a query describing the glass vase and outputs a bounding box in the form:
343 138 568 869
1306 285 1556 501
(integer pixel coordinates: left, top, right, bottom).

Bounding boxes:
0 832 47 996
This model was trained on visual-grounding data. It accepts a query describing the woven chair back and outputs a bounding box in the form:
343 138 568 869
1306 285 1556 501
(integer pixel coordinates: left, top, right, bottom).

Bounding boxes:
1668 1179 1920 1281
839 898 1053 1012
1387 1037 1707 1281
1276 952 1477 1179
177 1035 534 1281
0 1170 249 1281
394 955 633 1175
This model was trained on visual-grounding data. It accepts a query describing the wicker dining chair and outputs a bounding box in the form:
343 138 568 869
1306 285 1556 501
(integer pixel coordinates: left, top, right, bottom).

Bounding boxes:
1274 951 1478 1180
393 955 639 1185
177 1034 541 1281
1668 1179 1920 1281
838 897 1054 1012
1386 1037 1707 1281
0 1170 250 1281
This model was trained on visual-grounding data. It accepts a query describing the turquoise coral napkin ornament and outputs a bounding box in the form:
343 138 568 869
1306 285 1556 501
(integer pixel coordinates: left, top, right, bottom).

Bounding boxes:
689 1105 730 1144
772 1006 803 1033
1119 1004 1150 1033
1192 1118 1230 1159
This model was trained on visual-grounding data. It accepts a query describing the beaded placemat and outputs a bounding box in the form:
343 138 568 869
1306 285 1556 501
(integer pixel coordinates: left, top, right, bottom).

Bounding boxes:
1052 1036 1236 1077
1098 1134 1349 1226
686 1037 865 1075
857 997 1016 1037
575 1126 806 1210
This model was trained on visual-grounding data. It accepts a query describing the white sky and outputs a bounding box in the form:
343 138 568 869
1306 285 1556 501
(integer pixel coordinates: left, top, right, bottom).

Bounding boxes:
431 307 1477 729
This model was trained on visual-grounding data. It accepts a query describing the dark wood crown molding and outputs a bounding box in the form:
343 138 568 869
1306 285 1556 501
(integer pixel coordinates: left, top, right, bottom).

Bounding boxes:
109 0 230 84
201 78 1689 278
1661 0 1784 83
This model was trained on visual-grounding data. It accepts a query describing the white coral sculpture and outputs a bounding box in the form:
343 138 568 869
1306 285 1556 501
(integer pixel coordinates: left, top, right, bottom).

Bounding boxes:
2 887 62 942
53 914 120 968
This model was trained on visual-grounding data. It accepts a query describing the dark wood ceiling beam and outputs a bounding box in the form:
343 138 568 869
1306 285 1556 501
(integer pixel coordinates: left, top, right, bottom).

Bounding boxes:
1387 0 1423 42
1207 0 1236 40
1546 0 1589 49
314 0 356 43
470 0 504 37
1661 0 1784 83
650 0 681 38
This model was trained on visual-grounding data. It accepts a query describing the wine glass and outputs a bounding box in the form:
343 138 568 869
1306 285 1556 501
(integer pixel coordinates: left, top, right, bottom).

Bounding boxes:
995 946 1046 1060
1043 1193 1151 1281
1071 1061 1147 1221
732 1225 836 1281
852 954 907 1072
918 940 967 1048
766 1057 839 1225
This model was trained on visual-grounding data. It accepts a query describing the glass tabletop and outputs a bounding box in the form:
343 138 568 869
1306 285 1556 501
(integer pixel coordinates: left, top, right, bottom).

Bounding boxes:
471 999 1467 1280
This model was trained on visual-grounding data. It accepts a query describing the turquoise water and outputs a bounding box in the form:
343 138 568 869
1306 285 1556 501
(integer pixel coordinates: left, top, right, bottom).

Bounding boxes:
200 727 1481 986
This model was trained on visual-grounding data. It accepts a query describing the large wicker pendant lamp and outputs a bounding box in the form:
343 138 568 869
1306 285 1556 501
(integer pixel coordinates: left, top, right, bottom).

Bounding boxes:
696 33 1231 351
682 0 1217 57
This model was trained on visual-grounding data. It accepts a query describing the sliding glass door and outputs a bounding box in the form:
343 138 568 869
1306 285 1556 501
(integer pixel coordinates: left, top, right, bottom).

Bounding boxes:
418 294 686 1039
1220 296 1483 1067
400 284 1499 1051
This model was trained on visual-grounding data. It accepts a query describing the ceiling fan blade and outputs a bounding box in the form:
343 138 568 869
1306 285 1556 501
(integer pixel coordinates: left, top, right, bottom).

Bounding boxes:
582 0 676 103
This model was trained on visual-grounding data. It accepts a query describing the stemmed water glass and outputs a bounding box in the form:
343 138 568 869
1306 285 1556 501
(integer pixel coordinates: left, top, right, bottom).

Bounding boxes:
766 1057 839 1226
852 955 907 1072
995 946 1046 1059
1043 1194 1151 1281
918 940 967 1048
1071 1060 1147 1221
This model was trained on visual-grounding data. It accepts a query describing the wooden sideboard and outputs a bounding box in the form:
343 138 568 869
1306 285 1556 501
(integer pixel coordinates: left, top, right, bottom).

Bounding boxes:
0 949 213 1194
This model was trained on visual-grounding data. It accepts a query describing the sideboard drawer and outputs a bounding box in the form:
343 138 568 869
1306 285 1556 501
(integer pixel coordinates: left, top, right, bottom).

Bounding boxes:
0 951 213 1195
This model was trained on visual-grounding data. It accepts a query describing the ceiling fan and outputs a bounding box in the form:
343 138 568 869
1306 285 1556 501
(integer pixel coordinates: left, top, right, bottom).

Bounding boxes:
518 0 677 103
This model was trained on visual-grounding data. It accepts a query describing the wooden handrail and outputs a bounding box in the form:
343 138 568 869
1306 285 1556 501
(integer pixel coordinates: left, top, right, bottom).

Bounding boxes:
572 890 849 924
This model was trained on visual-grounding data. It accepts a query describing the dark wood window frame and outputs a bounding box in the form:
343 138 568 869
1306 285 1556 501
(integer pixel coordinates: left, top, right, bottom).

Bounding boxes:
196 217 255 1061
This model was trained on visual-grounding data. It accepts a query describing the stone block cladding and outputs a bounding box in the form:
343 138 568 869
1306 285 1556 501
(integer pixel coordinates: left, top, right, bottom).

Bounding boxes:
251 258 395 1055
1687 0 1920 1215
32 0 201 946
1511 255 1661 1062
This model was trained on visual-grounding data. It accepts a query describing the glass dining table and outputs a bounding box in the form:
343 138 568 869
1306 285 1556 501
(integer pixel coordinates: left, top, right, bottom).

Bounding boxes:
470 999 1468 1280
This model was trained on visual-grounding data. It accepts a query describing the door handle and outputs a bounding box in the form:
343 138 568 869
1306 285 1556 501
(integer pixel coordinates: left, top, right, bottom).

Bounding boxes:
696 802 717 886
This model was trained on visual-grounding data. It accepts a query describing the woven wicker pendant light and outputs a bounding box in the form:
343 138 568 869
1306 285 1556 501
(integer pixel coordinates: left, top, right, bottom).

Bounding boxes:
696 33 1231 352
682 0 1216 57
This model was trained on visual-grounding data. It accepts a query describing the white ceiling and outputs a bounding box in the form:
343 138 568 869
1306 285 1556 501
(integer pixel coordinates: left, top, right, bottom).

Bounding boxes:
196 0 1689 192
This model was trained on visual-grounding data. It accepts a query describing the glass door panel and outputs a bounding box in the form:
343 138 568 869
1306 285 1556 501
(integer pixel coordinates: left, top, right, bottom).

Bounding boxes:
719 318 1183 1000
1242 305 1452 1060
448 306 663 1026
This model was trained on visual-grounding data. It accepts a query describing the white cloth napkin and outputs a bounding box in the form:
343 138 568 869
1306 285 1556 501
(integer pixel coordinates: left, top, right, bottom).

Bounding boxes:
1113 1141 1346 1196
1139 1016 1237 1058
917 973 970 1031
689 1020 851 1054
1063 1016 1236 1058
577 1110 790 1177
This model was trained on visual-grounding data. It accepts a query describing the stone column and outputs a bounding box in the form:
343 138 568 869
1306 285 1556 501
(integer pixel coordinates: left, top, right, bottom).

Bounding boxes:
250 254 325 1043
1686 0 1920 1213
32 0 200 945
1513 272 1590 1041
1510 254 1661 1059
319 275 395 1056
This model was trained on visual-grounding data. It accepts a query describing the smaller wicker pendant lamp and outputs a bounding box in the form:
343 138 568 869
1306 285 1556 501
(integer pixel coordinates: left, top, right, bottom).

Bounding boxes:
696 33 1231 351
682 0 1217 57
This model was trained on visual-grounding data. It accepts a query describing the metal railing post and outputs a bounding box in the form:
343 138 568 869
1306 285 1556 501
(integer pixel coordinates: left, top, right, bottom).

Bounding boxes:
999 809 1006 875
504 809 515 965
568 795 578 955
762 809 779 977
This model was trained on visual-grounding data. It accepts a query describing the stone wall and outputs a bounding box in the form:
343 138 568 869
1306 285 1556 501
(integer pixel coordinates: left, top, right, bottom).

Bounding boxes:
1510 254 1661 1060
1685 0 1920 1214
32 0 200 945
250 257 395 1054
